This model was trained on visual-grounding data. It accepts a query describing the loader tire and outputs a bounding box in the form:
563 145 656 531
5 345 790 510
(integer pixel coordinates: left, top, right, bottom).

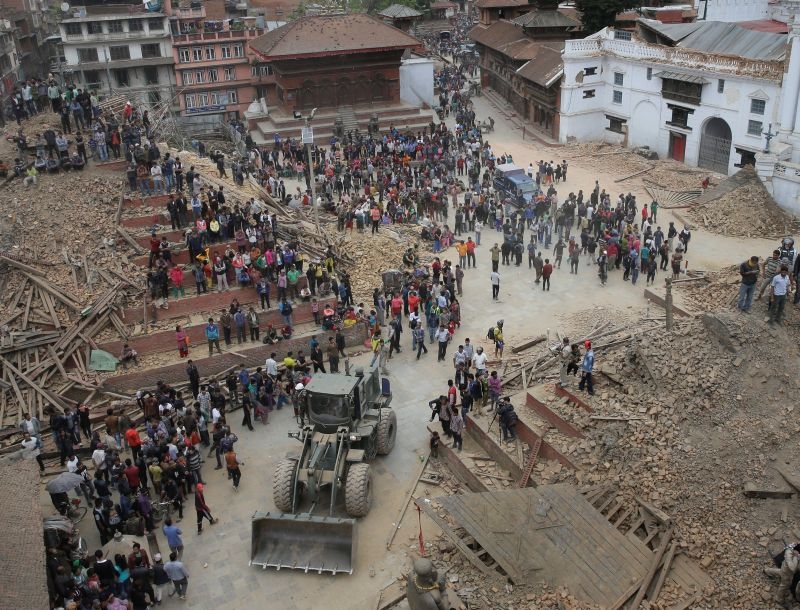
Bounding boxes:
345 462 372 518
376 408 397 456
273 459 298 513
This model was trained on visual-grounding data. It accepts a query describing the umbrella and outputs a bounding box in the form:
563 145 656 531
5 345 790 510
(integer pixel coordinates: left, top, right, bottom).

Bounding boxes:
102 531 151 560
45 472 85 494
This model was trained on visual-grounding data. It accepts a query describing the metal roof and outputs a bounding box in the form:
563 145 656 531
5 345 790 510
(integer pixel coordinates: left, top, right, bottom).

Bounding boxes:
512 9 580 29
515 42 564 87
638 19 787 61
379 3 423 18
654 71 708 84
305 372 360 395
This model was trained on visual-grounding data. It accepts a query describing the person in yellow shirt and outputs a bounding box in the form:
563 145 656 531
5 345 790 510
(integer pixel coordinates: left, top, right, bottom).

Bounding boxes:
455 241 468 268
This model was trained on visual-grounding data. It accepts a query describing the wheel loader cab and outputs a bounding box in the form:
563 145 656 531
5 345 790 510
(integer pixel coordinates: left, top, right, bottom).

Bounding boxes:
305 392 352 432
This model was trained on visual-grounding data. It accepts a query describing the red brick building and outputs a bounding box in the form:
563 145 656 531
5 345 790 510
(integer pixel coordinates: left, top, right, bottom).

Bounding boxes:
249 13 422 113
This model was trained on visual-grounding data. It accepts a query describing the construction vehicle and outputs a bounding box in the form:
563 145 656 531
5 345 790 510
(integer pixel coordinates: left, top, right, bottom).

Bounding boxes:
250 366 396 575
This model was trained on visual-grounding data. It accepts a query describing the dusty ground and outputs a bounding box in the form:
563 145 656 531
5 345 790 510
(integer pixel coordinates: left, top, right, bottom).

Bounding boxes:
15 92 800 610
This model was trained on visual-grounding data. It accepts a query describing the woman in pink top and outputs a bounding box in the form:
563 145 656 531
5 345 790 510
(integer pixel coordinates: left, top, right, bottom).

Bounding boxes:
176 324 188 358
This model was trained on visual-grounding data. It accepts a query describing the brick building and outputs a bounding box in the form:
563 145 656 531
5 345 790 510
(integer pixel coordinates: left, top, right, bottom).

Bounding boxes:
249 13 422 113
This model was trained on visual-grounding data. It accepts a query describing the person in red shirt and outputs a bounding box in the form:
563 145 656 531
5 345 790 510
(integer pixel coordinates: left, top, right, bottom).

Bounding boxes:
465 237 476 268
148 233 160 268
124 458 141 491
370 206 381 234
640 204 648 230
542 258 553 291
390 293 403 318
125 426 142 461
407 291 420 314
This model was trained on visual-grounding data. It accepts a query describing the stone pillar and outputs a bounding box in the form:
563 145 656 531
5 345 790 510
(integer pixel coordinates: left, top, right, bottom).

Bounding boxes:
780 17 800 136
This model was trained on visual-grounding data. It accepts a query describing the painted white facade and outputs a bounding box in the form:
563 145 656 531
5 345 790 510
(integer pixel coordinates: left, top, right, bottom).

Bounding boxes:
693 0 769 22
559 29 784 176
59 12 175 106
400 56 435 108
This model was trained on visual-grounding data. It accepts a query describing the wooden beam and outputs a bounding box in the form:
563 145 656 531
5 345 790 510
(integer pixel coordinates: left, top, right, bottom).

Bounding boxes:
511 335 546 354
650 541 678 602
0 355 67 410
628 526 675 610
0 254 46 277
46 345 69 382
669 592 701 610
385 452 429 550
21 285 34 329
636 498 674 527
116 226 145 255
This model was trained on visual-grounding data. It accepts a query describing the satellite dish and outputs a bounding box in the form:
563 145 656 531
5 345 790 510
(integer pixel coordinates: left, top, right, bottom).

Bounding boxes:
60 1 70 11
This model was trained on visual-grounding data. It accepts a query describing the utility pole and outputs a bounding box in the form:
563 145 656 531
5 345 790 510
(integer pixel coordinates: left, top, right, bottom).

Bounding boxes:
301 107 319 232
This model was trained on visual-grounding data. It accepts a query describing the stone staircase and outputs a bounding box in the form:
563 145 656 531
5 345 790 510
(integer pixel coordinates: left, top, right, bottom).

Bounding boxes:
338 106 359 134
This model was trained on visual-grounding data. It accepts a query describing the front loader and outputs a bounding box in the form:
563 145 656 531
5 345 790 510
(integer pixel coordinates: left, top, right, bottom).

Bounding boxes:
250 366 396 575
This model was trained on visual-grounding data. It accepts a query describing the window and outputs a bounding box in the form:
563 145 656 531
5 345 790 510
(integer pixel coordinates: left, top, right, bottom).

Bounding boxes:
109 45 130 60
224 67 235 81
227 89 238 103
143 66 159 84
83 69 101 88
750 99 766 115
661 78 702 106
198 92 208 106
583 66 597 76
717 79 725 93
179 48 190 63
667 105 691 128
77 48 98 62
128 19 143 32
606 115 626 134
185 93 195 109
65 23 82 36
612 90 623 104
582 89 595 99
220 45 231 59
614 72 624 86
148 18 164 31
209 91 222 105
192 47 202 61
195 70 206 84
141 43 161 58
204 46 215 60
87 22 103 34
107 20 124 33
646 67 652 81
113 68 130 87
747 120 763 136
614 29 632 41
208 68 218 83
181 70 193 85
233 43 244 58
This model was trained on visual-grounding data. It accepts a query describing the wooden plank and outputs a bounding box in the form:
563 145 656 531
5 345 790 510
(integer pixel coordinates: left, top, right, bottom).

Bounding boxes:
628 526 675 610
7 278 29 314
116 225 145 255
40 289 62 329
0 355 68 410
636 498 674 526
21 286 34 330
46 345 70 382
774 465 800 493
742 483 794 499
669 592 701 610
385 452 430 550
416 499 503 582
650 541 678 602
511 335 546 354
0 254 46 277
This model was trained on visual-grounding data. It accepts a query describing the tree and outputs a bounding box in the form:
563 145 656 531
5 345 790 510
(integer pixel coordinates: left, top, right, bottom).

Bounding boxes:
574 0 643 35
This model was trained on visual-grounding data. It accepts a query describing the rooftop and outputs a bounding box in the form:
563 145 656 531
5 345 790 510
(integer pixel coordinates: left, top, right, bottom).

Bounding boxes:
515 41 564 87
638 18 787 61
470 20 537 59
249 13 422 60
474 0 530 8
511 9 580 29
378 3 423 19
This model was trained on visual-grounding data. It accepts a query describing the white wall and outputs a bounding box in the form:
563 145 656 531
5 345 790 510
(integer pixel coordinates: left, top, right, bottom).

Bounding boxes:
695 0 769 21
400 57 435 108
560 43 782 174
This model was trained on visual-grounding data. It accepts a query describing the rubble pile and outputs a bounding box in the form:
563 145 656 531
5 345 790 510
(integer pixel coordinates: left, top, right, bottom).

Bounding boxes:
674 267 739 313
685 167 800 238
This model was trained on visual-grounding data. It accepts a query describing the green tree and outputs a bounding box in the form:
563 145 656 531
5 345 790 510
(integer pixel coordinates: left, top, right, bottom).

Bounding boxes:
574 0 642 35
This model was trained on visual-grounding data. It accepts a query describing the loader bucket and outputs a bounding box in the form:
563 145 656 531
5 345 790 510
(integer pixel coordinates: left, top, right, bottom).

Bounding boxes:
250 511 356 575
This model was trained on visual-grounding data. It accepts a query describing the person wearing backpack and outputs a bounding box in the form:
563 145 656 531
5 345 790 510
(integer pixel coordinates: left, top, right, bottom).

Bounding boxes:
280 299 293 328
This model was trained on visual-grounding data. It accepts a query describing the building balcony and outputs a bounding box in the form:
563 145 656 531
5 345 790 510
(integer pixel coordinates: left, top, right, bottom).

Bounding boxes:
69 56 174 70
63 30 169 43
170 6 206 19
179 80 252 90
171 28 264 43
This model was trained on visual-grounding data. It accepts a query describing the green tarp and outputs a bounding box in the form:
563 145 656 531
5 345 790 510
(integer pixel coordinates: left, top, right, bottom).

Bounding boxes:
89 349 119 371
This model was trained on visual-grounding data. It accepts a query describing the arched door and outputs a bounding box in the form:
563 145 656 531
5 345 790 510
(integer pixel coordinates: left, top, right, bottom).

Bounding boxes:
698 117 732 174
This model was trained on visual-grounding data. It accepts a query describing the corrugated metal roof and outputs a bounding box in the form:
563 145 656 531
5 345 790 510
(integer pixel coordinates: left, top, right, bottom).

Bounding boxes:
469 20 540 60
654 71 708 84
512 9 580 29
474 0 529 9
379 4 423 18
639 19 787 60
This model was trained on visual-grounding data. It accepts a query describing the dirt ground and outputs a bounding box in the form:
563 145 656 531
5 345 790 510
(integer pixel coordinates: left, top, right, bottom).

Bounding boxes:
11 93 800 610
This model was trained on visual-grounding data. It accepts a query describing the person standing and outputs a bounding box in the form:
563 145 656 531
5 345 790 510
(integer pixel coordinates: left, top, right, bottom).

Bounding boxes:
162 518 184 560
205 318 223 356
152 554 172 604
490 243 500 272
326 337 340 373
487 370 502 410
578 340 595 396
225 447 242 491
163 552 189 600
233 308 247 343
737 256 760 313
20 432 44 473
558 336 571 388
186 360 200 399
449 406 464 452
542 259 553 291
759 249 782 300
219 309 232 346
413 323 428 359
435 324 450 362
769 265 793 325
490 270 501 300
194 483 216 534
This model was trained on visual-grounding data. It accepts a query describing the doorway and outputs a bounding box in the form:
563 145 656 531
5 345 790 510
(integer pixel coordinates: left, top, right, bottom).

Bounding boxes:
669 132 686 162
698 117 732 174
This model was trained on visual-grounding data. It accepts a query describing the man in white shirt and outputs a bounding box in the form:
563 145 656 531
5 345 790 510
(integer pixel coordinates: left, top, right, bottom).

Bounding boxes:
21 433 44 472
265 353 278 378
490 270 501 300
435 325 450 362
472 347 488 377
769 265 793 325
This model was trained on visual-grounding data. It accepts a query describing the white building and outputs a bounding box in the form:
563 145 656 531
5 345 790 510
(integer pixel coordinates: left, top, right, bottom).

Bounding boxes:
692 0 769 22
559 20 786 176
59 7 175 107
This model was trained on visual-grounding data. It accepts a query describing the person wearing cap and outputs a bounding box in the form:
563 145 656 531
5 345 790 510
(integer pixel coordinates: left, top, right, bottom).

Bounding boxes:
737 256 760 313
152 552 172 603
769 265 793 325
578 341 595 396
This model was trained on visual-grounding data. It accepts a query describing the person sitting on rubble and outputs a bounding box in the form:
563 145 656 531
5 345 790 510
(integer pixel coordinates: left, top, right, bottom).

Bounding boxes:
119 344 139 371
13 157 26 177
280 325 293 340
765 543 800 608
23 164 38 187
263 323 279 344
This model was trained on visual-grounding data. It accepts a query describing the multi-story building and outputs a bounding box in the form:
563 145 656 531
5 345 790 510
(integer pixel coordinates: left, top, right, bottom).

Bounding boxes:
169 4 268 118
0 22 21 97
59 5 175 106
559 21 786 176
